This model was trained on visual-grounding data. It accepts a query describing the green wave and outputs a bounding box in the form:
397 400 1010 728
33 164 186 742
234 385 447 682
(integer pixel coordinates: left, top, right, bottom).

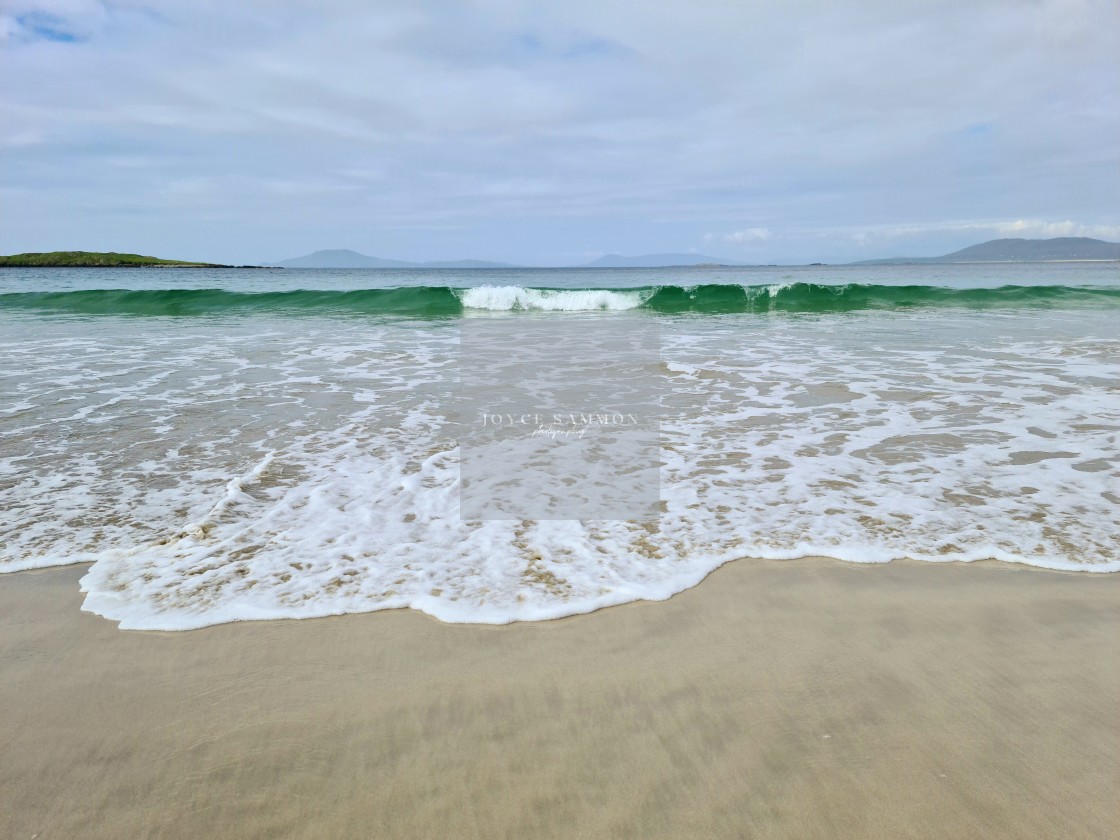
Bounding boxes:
1 283 1118 317
0 287 463 317
642 283 1120 313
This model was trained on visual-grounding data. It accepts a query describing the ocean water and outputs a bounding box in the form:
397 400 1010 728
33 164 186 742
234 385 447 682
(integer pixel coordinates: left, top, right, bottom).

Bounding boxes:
1 263 1118 630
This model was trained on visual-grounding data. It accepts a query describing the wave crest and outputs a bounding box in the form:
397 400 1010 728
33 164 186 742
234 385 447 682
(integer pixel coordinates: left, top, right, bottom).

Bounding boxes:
2 283 1118 317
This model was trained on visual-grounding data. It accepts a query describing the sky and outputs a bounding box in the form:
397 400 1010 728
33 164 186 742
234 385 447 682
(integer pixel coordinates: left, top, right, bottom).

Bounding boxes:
2 0 1118 265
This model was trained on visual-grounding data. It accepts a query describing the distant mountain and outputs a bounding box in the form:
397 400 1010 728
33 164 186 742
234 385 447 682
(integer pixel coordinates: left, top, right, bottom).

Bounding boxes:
274 249 515 268
276 249 411 268
850 237 1120 265
584 253 750 268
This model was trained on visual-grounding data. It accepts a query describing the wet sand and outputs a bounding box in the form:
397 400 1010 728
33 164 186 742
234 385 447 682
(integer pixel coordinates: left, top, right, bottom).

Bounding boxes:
1 558 1117 839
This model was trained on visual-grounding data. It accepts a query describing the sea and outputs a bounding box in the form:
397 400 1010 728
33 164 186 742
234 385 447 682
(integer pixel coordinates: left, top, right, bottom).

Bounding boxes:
1 262 1118 630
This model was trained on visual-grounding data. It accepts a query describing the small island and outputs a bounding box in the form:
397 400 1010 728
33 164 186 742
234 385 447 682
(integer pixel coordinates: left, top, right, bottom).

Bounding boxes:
0 251 229 267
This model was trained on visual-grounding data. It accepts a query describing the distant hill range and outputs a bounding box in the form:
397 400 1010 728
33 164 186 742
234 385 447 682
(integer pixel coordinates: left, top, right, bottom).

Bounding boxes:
276 238 1119 269
274 249 516 269
850 237 1120 265
276 249 752 268
583 253 749 268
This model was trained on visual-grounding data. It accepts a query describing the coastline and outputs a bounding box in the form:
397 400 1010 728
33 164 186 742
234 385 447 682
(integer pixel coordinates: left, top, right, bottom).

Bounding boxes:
3 558 1117 839
0 264 277 269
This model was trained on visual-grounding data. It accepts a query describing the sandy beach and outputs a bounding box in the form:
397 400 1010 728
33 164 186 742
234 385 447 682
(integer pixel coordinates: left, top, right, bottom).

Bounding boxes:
1 558 1116 839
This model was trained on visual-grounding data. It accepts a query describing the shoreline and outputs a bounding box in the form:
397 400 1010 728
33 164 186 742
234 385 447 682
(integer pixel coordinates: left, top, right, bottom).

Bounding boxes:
65 553 1120 633
3 558 1117 839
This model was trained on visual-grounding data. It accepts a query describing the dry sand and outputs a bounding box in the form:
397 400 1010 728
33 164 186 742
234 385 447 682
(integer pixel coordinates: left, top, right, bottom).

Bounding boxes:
1 558 1117 840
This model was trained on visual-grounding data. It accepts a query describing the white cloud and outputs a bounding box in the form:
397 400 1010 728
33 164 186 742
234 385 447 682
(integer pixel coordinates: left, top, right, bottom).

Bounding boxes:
0 0 1117 263
705 227 772 244
869 219 1120 242
990 220 1120 240
0 14 19 40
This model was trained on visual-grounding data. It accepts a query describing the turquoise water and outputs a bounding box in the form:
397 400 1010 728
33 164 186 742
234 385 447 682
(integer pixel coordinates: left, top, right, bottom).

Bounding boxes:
1 261 1117 295
1 263 1117 629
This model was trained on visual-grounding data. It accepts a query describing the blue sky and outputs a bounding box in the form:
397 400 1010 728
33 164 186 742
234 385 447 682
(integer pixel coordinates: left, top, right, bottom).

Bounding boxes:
2 0 1118 265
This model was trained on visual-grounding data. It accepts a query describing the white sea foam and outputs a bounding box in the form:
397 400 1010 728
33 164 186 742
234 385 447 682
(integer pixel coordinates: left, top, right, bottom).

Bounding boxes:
1 309 1118 630
457 285 648 311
